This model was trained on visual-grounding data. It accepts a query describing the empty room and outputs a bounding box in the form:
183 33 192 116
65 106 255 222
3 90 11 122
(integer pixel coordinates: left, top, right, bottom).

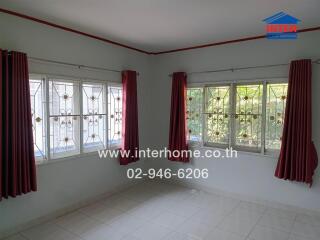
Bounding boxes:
1 1 320 240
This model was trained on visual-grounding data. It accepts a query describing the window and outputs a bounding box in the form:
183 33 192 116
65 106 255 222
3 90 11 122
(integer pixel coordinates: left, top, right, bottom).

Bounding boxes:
265 83 288 150
235 84 263 150
108 85 122 147
29 74 123 162
29 75 46 159
82 82 107 152
205 85 230 146
187 80 288 153
49 78 80 158
186 88 203 142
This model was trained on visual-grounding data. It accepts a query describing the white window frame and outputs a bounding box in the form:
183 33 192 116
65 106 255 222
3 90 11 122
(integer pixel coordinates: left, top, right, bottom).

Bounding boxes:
187 78 288 156
186 86 204 146
81 79 108 153
30 73 123 164
29 74 47 163
48 76 81 159
107 82 123 149
203 83 232 150
232 81 264 153
264 80 288 156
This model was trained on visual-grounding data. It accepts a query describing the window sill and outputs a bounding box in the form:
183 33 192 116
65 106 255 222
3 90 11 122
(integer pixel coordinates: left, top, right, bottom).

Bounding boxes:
188 142 279 159
36 146 121 167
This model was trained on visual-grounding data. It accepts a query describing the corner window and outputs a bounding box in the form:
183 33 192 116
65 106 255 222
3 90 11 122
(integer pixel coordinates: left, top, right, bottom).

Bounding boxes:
186 80 288 154
29 74 123 162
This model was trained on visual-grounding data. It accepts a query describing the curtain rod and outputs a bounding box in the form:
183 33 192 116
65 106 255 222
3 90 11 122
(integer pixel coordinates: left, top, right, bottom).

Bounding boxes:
28 56 140 75
168 59 320 77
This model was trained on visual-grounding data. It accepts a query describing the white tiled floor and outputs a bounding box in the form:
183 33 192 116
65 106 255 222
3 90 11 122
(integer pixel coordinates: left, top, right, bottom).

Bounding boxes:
4 182 320 240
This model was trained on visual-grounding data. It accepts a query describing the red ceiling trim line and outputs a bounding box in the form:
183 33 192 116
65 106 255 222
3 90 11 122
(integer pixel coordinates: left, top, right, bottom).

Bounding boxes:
151 26 320 55
151 35 266 55
0 7 151 55
1 7 320 55
297 26 320 33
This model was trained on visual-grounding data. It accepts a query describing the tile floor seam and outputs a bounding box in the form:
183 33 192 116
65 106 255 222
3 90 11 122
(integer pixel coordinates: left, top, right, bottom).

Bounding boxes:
50 221 87 240
257 213 296 234
243 204 268 240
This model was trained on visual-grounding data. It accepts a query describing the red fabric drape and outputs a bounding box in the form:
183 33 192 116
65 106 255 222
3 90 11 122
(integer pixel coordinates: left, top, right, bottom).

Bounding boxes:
168 72 189 162
119 70 139 165
0 50 37 200
275 59 318 185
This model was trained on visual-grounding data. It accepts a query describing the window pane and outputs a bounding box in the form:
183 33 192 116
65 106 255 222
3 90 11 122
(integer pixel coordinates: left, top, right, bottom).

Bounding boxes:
205 86 230 145
30 77 46 159
186 88 203 142
235 84 263 149
82 83 106 115
82 83 107 151
266 83 288 150
108 86 122 147
49 79 80 158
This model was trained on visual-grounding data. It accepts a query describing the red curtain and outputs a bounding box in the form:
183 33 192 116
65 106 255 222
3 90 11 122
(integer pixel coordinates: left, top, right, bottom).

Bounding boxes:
275 59 318 185
120 70 139 165
168 72 189 162
0 50 37 200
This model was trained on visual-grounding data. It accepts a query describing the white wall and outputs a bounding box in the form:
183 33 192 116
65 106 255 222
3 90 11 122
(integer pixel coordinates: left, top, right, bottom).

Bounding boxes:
148 31 320 212
0 12 153 235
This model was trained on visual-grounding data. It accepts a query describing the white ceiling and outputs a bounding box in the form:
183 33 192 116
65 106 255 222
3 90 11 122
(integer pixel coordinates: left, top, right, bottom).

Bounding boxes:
1 0 320 52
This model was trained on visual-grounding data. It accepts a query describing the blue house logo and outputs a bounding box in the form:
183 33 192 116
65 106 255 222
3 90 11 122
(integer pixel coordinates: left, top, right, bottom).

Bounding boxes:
263 12 300 39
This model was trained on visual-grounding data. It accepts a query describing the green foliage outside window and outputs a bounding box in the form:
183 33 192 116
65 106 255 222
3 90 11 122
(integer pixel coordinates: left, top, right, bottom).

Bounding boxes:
186 82 288 152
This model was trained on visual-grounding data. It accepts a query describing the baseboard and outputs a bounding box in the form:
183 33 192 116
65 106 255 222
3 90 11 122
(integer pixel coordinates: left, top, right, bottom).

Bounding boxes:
0 180 144 239
162 178 320 218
